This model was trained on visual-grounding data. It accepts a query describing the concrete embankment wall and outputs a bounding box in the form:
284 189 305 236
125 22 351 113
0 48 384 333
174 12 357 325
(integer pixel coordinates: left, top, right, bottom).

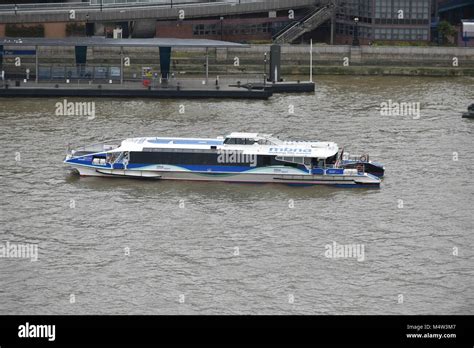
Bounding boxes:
2 45 474 79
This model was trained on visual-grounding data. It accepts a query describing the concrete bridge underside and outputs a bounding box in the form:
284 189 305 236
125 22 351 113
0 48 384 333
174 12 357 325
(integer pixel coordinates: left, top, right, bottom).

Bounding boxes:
0 0 318 24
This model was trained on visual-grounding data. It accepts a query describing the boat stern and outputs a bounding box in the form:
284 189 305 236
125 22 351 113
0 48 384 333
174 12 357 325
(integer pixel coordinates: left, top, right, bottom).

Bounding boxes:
353 172 382 187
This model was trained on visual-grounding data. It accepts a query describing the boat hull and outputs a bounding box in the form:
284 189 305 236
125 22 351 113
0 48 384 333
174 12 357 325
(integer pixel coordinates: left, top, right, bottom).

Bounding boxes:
462 112 474 119
69 164 380 187
340 161 385 177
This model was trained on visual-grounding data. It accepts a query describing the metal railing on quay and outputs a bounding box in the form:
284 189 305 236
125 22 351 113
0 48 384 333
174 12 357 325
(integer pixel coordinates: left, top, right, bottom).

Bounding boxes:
0 0 261 13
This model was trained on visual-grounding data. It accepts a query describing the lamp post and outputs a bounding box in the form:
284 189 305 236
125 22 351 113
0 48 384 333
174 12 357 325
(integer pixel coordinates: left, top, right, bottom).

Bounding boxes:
263 52 267 85
352 17 360 46
85 14 90 37
220 17 224 41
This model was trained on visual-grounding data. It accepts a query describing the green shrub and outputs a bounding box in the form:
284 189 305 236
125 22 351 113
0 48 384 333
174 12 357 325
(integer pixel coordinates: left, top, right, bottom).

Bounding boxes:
5 24 44 37
66 22 86 37
438 21 457 45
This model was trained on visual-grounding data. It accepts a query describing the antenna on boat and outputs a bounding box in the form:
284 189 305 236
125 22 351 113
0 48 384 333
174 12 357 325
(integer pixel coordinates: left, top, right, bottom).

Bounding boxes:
310 39 313 83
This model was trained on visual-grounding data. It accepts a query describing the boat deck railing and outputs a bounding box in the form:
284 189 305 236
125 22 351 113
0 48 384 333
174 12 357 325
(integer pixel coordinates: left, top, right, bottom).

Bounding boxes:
68 139 123 156
342 153 369 162
343 155 360 161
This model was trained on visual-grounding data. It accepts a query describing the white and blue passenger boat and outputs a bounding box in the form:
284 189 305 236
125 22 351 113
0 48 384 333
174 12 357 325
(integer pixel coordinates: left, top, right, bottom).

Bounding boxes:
64 133 383 187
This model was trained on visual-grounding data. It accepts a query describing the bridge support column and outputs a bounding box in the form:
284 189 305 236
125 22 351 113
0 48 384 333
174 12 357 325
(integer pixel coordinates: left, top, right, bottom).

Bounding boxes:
120 46 124 85
35 45 38 84
205 47 209 84
269 44 281 83
330 12 335 45
0 45 3 74
75 46 87 79
159 46 171 80
310 39 313 82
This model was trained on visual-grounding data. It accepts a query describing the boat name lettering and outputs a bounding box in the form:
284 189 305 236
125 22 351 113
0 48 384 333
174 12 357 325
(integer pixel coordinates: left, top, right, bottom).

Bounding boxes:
269 147 311 154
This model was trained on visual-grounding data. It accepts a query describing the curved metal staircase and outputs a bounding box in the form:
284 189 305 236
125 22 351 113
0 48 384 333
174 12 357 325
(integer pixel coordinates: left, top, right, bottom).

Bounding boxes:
273 2 335 44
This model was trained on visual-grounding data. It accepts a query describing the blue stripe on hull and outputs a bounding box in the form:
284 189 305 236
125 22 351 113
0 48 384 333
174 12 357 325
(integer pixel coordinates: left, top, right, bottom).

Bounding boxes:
178 165 254 172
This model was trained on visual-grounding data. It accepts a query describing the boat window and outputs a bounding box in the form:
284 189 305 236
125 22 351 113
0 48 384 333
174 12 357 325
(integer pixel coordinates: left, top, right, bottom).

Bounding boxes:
92 157 106 165
261 156 272 166
276 156 305 165
271 156 298 167
130 151 254 166
225 138 257 145
106 152 120 164
326 153 337 164
224 138 236 145
257 139 272 145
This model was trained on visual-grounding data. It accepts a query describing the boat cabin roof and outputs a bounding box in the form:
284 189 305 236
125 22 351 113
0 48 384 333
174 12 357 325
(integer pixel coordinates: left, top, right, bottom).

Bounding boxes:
113 136 338 159
226 132 273 140
227 132 260 138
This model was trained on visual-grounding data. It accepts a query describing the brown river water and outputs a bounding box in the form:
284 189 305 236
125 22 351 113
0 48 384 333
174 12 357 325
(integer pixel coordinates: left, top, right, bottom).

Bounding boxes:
0 75 473 314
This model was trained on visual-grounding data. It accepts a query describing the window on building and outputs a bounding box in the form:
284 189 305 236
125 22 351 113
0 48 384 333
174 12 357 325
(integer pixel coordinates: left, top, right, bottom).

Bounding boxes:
192 24 217 36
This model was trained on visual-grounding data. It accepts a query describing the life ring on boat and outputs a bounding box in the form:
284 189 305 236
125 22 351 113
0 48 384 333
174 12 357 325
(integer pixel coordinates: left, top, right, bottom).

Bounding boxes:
359 155 367 162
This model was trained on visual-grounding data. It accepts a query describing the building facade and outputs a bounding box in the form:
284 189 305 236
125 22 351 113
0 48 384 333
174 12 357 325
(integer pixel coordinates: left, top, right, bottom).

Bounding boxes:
334 0 432 44
0 0 437 44
437 0 474 46
156 16 295 42
155 0 434 44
